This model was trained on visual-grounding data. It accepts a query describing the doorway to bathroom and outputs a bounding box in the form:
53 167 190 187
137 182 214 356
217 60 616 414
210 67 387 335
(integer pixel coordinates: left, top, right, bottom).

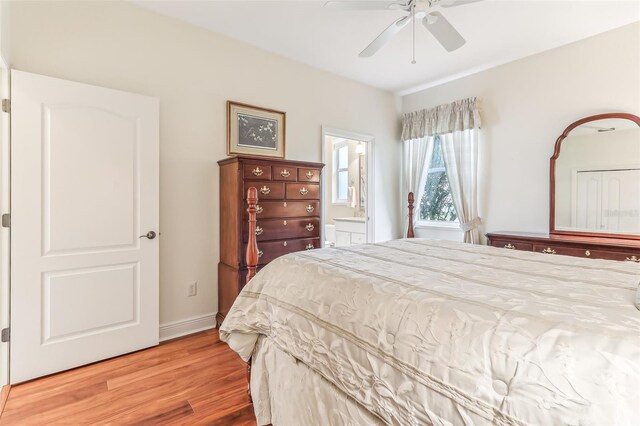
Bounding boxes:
321 127 374 248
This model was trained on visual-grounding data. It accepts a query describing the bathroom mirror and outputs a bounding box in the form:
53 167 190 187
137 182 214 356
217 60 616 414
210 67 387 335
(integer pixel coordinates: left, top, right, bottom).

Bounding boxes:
551 113 640 240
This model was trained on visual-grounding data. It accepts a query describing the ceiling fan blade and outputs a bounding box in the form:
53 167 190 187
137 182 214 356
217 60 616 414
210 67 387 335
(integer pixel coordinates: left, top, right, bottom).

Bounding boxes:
359 16 410 57
325 1 408 11
423 12 465 52
439 0 483 8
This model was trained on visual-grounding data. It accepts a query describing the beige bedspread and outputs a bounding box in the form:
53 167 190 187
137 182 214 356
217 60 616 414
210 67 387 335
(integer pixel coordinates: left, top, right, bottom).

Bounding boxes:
220 239 640 426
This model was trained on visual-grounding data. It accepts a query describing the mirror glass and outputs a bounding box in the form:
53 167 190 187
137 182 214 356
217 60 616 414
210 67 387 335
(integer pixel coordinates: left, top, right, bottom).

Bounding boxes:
554 118 640 235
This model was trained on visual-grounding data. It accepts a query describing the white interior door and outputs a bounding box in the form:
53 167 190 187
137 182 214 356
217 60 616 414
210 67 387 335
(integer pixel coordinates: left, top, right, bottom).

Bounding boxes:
573 169 640 234
602 169 640 234
575 171 602 230
10 70 159 383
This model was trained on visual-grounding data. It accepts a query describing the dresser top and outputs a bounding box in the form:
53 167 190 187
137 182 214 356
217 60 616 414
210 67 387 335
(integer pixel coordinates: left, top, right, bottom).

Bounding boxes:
218 155 324 169
487 231 640 248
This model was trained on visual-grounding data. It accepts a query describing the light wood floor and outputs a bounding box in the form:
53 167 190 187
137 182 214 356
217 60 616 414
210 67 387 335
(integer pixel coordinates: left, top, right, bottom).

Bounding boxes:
0 329 257 425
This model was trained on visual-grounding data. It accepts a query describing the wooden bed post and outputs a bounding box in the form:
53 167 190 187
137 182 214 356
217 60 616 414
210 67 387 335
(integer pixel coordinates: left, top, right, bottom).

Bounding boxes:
407 192 415 238
246 187 259 282
245 187 259 403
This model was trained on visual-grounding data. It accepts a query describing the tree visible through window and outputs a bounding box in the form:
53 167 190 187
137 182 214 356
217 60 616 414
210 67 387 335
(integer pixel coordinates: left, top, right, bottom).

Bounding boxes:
419 136 458 222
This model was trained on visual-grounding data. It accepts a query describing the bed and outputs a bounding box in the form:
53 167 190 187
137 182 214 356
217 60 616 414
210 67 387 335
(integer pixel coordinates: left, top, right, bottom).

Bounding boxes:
220 191 640 425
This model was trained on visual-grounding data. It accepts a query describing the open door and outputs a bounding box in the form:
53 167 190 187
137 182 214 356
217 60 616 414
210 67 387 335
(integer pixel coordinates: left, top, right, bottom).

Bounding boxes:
10 70 159 383
321 127 375 248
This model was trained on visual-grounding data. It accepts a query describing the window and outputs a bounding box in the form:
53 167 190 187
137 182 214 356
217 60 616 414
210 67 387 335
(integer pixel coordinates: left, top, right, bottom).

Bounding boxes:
419 136 458 223
333 142 349 203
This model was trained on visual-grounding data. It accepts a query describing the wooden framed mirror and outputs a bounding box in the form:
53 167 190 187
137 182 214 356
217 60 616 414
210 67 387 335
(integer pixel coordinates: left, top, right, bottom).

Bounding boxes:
550 113 640 240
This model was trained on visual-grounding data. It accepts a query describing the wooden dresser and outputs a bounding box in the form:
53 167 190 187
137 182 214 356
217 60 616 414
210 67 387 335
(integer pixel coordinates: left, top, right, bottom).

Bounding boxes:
217 156 324 325
486 232 640 263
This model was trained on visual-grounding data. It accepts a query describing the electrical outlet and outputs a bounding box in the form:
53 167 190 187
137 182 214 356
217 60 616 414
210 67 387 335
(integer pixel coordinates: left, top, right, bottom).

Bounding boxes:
187 282 197 297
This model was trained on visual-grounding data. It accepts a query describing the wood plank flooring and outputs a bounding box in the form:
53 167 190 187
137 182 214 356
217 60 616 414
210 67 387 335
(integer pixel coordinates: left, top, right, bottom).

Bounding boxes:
0 329 257 425
0 385 10 417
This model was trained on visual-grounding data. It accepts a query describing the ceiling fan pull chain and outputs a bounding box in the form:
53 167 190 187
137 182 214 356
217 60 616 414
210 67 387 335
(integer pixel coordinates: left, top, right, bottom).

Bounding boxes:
411 3 416 64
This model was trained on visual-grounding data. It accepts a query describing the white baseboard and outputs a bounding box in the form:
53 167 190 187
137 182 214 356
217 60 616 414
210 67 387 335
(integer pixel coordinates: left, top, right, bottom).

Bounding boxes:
159 313 217 342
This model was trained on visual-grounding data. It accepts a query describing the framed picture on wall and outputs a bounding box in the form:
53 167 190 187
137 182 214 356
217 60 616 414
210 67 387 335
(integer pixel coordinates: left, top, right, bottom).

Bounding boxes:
227 101 286 158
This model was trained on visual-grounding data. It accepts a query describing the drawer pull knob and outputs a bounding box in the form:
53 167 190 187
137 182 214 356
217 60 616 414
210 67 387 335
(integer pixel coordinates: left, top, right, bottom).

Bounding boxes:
259 186 271 195
503 244 516 250
283 202 287 207
626 255 640 263
305 243 314 250
300 187 309 195
283 220 287 226
542 248 556 255
252 167 263 176
585 250 591 257
280 169 290 178
255 226 263 236
305 171 314 179
306 205 314 213
283 241 288 247
256 205 263 214
258 250 263 258
306 223 315 232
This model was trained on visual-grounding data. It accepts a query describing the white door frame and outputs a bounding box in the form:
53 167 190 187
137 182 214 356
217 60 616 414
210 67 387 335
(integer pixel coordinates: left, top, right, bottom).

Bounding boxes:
321 126 375 245
0 62 9 387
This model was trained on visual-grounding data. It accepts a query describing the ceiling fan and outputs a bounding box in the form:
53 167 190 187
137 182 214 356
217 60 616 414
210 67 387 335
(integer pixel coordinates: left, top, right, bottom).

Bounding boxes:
325 0 481 62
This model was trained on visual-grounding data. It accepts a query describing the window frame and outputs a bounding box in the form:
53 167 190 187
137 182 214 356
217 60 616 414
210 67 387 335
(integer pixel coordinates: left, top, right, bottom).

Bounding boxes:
332 141 349 205
416 136 459 227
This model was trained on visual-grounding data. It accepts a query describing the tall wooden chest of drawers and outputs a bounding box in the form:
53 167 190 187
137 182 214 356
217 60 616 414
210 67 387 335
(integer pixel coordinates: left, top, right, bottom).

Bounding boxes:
217 156 324 325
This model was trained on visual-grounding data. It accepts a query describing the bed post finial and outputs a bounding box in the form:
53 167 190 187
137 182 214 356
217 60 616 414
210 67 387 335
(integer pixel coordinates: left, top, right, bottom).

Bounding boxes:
407 192 415 239
246 187 259 282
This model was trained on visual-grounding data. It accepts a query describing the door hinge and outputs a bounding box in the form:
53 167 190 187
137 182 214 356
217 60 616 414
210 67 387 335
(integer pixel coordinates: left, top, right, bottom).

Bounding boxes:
1 99 9 114
1 328 9 343
1 213 9 228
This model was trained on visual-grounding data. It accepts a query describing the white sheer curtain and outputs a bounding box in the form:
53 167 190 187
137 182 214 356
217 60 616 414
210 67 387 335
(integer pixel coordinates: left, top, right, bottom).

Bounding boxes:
403 137 433 237
441 129 481 243
401 97 482 243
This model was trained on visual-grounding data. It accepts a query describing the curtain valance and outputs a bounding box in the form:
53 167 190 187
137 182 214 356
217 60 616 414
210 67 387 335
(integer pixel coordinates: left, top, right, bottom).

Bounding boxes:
401 97 481 142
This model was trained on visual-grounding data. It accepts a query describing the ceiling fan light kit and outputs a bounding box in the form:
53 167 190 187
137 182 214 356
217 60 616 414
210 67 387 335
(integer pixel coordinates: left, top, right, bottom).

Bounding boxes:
326 0 480 62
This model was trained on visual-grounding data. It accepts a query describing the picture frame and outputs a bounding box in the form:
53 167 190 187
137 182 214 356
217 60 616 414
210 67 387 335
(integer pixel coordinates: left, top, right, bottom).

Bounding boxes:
227 101 286 158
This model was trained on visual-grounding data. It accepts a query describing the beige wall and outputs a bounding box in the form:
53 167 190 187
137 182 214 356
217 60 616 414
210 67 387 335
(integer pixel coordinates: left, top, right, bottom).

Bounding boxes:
9 1 401 326
403 22 640 238
0 0 9 65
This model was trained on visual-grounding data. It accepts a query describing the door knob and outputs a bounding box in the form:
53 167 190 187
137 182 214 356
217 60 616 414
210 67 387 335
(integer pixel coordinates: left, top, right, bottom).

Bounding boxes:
139 231 157 240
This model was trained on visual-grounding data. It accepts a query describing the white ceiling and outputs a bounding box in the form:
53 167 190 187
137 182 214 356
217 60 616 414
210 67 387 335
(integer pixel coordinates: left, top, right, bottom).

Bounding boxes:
134 0 640 94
